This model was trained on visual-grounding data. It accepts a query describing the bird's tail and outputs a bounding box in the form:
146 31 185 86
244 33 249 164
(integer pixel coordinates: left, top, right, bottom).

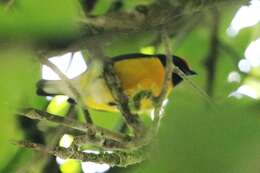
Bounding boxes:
36 79 66 96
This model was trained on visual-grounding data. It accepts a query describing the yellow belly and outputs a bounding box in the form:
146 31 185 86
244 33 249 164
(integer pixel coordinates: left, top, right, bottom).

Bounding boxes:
81 57 172 112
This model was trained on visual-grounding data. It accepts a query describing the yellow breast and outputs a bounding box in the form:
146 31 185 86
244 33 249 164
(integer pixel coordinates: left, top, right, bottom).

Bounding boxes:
81 57 172 112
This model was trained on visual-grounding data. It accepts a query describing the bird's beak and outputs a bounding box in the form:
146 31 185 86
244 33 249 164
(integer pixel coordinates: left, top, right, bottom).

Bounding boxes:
187 70 197 75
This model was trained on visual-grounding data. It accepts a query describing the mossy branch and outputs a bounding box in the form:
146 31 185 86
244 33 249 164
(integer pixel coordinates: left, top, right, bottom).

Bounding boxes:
85 42 146 139
103 60 146 138
15 141 147 167
38 0 248 58
20 108 129 143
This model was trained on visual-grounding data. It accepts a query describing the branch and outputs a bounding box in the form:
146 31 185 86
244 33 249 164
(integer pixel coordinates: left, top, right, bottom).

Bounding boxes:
204 8 220 97
42 105 77 173
159 31 215 108
73 135 130 151
39 57 93 124
103 61 146 138
80 1 245 32
18 108 150 151
85 42 146 139
19 108 130 143
152 31 174 132
39 58 80 101
15 141 147 167
37 0 247 58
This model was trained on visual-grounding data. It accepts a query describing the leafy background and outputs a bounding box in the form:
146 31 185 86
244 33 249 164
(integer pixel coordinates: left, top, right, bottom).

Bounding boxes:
1 0 260 173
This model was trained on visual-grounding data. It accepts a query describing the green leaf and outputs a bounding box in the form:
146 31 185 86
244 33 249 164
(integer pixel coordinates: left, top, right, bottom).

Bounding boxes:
0 48 41 170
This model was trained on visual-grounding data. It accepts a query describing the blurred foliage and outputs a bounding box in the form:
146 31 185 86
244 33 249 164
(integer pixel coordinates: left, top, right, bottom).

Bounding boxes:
0 47 44 171
120 91 260 173
0 0 80 41
0 0 260 173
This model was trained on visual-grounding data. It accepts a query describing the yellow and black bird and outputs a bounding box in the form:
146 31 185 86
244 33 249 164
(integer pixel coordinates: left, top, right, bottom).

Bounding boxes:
37 53 196 113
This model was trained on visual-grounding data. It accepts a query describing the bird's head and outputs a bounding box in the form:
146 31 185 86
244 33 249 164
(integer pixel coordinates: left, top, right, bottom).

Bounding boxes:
172 55 196 86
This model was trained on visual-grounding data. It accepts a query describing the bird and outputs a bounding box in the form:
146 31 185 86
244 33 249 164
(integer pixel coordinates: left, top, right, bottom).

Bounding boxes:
37 53 196 113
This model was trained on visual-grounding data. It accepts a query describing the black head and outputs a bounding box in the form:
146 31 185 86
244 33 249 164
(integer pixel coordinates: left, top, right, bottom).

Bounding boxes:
172 55 196 86
157 54 196 86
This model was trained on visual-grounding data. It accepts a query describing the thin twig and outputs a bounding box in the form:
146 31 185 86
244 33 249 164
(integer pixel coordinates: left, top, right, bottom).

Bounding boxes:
65 52 74 72
15 141 147 167
153 31 174 132
158 31 215 114
40 58 80 100
19 108 130 143
156 24 215 109
176 69 215 107
161 19 215 108
40 57 93 124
